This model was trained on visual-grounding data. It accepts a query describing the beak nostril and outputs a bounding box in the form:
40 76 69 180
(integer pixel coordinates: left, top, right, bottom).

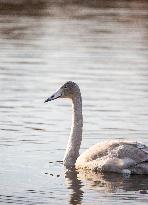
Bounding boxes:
51 94 54 98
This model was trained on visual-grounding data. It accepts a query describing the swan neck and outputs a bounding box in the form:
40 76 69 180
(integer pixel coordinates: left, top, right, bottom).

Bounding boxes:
63 92 83 167
72 95 83 124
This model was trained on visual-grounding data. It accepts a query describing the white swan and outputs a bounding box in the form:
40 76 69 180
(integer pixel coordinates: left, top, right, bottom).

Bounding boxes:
45 81 148 175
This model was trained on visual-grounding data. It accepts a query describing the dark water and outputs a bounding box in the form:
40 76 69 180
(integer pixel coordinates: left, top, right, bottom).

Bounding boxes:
0 0 148 204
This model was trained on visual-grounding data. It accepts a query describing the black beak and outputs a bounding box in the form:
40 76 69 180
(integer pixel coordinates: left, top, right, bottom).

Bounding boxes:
44 95 55 103
44 90 62 103
44 98 50 103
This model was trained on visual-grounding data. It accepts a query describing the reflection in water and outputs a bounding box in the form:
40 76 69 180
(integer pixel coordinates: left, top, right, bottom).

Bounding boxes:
77 170 148 192
65 168 84 205
65 168 148 204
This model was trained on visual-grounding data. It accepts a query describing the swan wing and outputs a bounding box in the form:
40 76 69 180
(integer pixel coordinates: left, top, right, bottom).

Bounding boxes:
76 140 148 174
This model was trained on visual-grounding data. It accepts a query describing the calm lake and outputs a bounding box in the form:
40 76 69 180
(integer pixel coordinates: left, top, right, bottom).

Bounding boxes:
0 0 148 204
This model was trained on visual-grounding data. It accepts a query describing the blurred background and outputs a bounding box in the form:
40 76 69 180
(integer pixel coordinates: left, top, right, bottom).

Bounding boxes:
0 0 148 204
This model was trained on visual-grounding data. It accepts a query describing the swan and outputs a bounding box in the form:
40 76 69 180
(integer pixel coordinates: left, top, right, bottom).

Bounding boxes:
45 81 148 175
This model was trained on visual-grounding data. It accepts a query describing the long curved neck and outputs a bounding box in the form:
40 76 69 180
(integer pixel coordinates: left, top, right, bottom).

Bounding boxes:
63 92 83 167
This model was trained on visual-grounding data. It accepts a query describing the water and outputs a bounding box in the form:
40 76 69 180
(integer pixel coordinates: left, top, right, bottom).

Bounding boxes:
0 0 148 204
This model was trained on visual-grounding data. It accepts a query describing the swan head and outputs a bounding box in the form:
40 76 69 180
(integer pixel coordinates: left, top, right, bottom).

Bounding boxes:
44 81 80 102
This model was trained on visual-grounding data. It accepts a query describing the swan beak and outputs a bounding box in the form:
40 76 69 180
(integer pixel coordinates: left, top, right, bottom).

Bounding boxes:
44 89 62 103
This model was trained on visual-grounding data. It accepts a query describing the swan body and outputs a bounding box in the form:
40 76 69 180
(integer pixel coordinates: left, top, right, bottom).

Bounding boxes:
45 81 148 174
76 140 148 174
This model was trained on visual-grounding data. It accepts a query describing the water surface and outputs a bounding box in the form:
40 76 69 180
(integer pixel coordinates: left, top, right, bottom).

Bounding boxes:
0 0 148 204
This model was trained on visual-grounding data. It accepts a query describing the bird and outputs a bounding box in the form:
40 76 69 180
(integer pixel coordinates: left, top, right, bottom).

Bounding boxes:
44 81 148 175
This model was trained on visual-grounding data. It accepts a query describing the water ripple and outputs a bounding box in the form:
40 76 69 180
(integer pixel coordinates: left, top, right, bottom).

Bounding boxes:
0 1 148 205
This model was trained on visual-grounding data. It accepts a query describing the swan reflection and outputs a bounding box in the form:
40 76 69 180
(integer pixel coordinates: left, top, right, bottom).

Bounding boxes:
65 168 148 204
77 170 148 192
64 168 84 205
